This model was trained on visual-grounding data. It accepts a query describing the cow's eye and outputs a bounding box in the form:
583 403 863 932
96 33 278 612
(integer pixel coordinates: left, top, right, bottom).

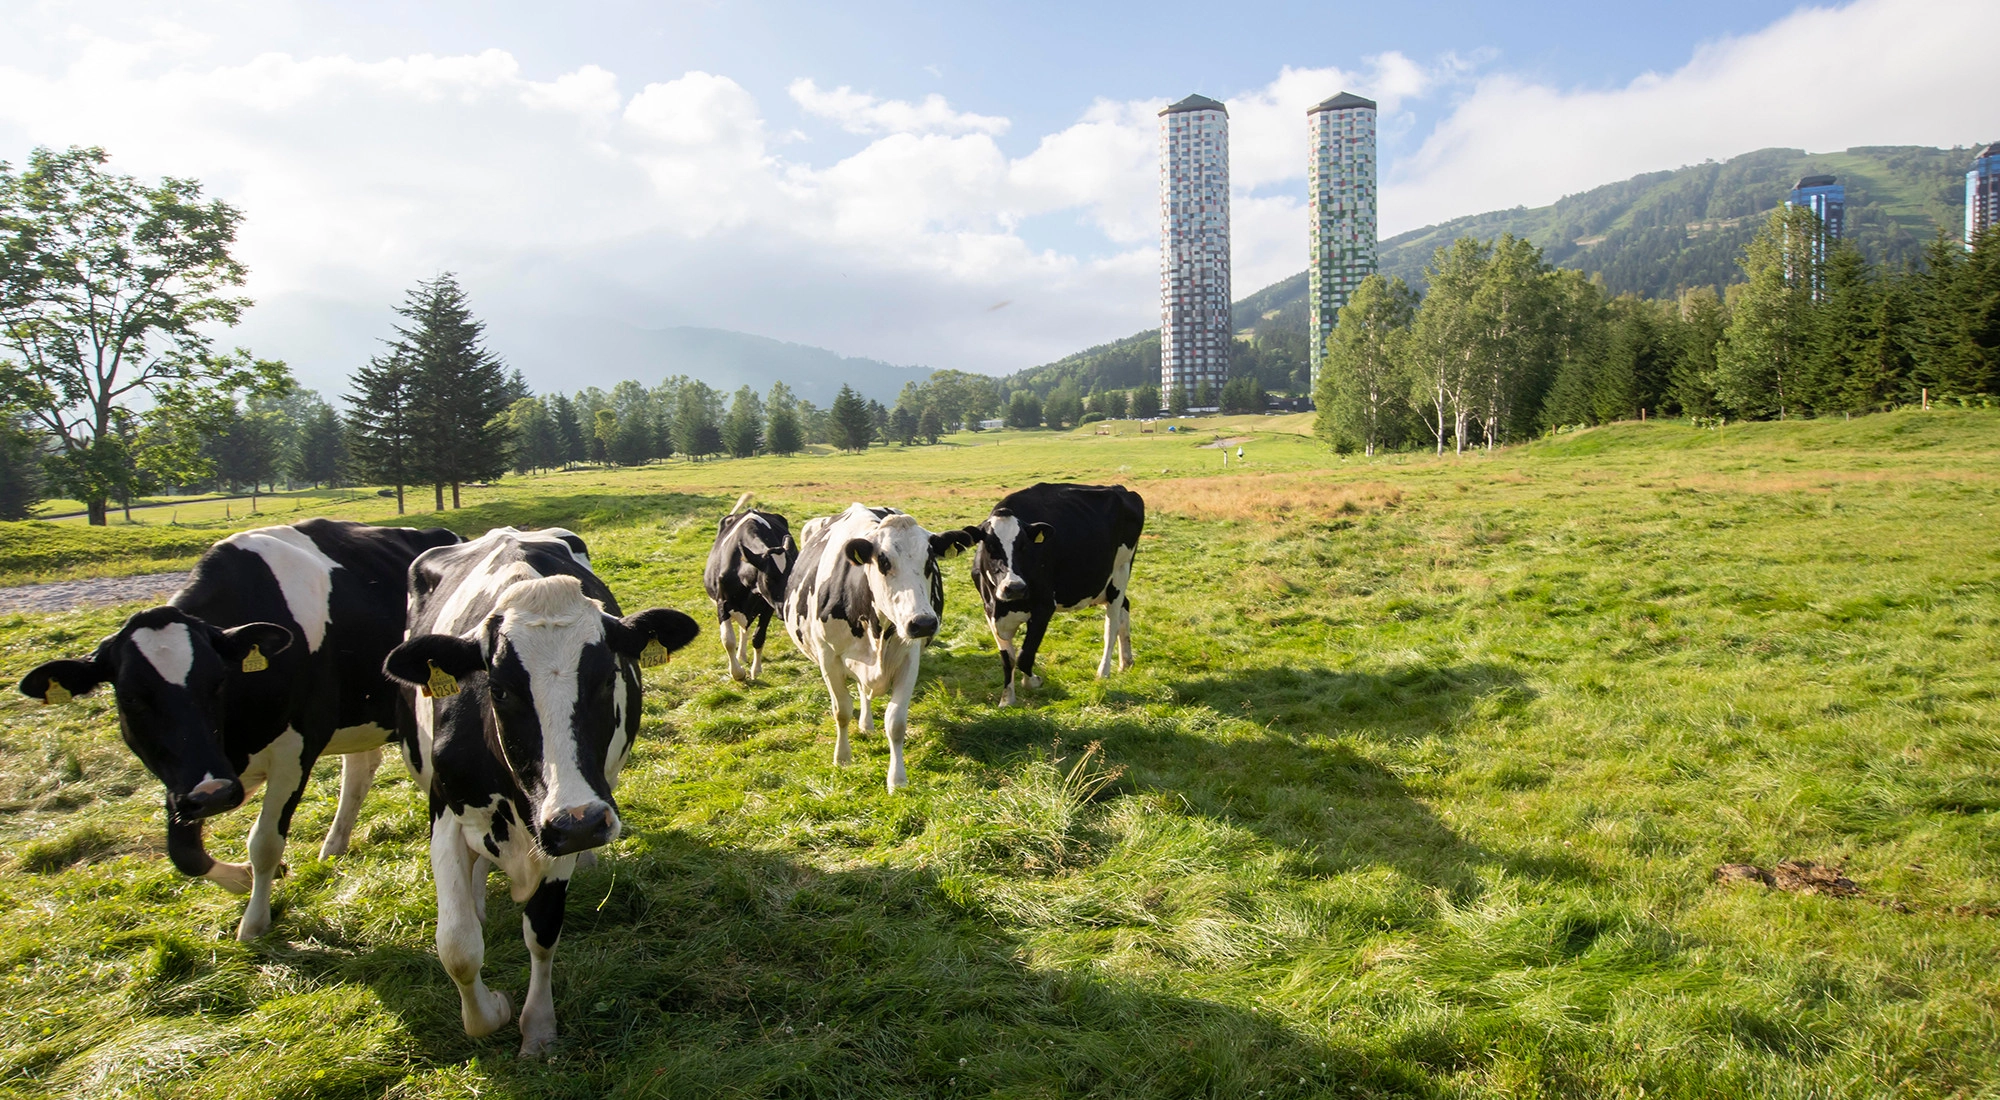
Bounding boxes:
490 684 510 703
876 558 893 575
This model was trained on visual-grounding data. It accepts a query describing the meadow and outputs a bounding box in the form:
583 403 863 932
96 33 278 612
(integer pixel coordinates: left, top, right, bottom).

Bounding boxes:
0 408 1996 1099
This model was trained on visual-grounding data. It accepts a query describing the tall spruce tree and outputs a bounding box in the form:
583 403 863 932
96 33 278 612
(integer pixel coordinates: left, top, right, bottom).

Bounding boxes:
765 381 803 455
547 393 587 467
345 351 418 514
830 385 874 450
723 385 764 457
390 273 512 508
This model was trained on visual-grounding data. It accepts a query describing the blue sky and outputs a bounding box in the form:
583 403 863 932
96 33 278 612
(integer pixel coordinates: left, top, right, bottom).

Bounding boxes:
1 0 1994 394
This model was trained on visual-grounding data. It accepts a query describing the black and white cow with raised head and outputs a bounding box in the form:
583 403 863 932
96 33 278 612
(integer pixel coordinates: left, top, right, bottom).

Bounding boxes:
16 519 463 939
968 483 1145 705
382 526 699 1057
783 504 975 791
703 492 797 682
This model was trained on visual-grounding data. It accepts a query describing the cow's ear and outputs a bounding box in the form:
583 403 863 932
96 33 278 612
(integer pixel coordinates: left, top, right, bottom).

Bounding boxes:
930 528 978 559
19 659 108 705
843 538 876 566
214 623 293 672
1028 522 1054 545
606 608 702 667
384 634 486 691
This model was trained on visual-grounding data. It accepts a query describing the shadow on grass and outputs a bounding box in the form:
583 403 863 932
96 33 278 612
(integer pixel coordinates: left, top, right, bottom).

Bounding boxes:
377 490 733 540
273 835 1430 1099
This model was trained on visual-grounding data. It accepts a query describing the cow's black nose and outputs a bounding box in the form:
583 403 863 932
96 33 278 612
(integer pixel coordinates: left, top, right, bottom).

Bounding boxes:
176 779 244 820
907 614 939 639
543 801 617 856
1000 580 1029 602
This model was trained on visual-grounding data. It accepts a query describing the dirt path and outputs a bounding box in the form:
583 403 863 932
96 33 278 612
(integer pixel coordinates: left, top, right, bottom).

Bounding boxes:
0 572 189 615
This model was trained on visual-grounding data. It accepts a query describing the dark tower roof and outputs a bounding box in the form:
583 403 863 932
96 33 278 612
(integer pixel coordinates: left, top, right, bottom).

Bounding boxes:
1308 92 1378 114
1160 93 1227 116
1793 174 1838 189
1978 142 2000 162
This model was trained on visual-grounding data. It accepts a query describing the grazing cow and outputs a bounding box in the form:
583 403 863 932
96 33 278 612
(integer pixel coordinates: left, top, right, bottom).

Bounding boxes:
968 483 1145 705
382 527 699 1056
703 492 797 682
783 504 975 791
16 519 462 939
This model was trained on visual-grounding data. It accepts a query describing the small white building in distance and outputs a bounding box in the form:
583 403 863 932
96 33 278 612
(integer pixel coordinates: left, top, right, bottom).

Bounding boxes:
1307 92 1378 386
1159 93 1231 409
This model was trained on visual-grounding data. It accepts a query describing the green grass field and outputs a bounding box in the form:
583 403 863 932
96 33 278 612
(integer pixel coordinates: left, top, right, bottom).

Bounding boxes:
1 409 1997 1098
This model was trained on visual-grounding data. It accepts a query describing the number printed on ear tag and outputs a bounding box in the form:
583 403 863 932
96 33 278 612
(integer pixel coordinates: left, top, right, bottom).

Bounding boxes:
43 683 72 706
424 662 460 699
241 645 269 673
640 639 670 668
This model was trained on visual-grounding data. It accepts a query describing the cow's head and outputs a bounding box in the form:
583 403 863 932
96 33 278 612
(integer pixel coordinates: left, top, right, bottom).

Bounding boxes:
730 512 798 608
383 575 699 857
971 509 1054 605
842 515 975 640
17 607 293 822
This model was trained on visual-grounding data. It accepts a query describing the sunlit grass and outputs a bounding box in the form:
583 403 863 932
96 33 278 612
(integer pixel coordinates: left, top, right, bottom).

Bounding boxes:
0 407 1996 1097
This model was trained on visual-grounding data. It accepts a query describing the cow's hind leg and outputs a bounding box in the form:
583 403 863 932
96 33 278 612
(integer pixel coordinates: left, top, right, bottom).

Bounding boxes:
821 660 855 767
1017 612 1051 691
749 611 773 680
859 685 874 733
517 866 572 1057
1118 596 1134 671
238 729 307 941
991 612 1024 706
433 813 511 1038
319 747 382 859
721 616 747 682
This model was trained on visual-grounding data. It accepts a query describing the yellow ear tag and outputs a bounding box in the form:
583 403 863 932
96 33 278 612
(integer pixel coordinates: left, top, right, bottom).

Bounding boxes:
240 645 269 673
1033 530 1046 543
639 639 669 668
43 683 71 706
424 662 460 699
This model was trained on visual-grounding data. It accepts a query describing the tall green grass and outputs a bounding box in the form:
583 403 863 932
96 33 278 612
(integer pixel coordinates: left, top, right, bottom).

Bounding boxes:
0 409 1995 1097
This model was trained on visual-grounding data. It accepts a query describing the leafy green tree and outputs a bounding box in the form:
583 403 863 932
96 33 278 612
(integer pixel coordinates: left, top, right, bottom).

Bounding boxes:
1043 381 1084 428
1717 206 1821 419
593 408 618 460
765 381 803 455
389 273 512 507
1005 390 1043 429
1220 375 1266 415
887 404 918 445
0 146 286 524
917 404 944 444
215 404 282 509
508 396 561 474
829 384 874 451
673 380 724 459
347 351 418 513
1166 385 1188 417
1193 381 1214 411
609 379 656 465
1316 274 1417 456
0 414 42 519
1409 238 1489 453
1134 383 1160 416
1099 389 1128 420
723 385 764 457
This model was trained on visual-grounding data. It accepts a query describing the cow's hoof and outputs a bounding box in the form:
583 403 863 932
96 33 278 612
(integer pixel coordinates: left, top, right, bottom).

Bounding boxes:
464 989 513 1038
518 1027 557 1059
1026 675 1043 688
206 861 252 895
235 908 272 941
318 833 351 860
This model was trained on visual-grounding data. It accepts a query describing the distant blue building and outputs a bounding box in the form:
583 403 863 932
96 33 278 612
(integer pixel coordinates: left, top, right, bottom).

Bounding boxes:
1787 174 1844 248
1967 142 2000 247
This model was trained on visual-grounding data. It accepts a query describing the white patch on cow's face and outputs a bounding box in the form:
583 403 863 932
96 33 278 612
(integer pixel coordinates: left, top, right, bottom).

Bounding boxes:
228 526 339 652
984 514 1029 594
490 576 618 838
869 515 940 635
131 623 195 685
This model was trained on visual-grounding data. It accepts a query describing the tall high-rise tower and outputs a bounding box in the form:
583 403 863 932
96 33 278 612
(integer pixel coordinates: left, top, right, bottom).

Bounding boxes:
1786 175 1844 300
1967 142 2000 247
1159 94 1230 409
1307 92 1378 383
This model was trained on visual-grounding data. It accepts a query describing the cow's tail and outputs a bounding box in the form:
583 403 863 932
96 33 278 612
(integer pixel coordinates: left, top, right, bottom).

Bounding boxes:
729 491 755 516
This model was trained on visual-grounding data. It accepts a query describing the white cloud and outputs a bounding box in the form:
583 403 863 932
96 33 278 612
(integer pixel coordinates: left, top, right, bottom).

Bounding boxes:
787 78 1009 136
0 0 1992 396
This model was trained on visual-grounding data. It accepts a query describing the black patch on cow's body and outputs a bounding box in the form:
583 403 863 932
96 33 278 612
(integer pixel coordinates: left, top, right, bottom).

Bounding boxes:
703 509 796 657
789 507 951 644
973 483 1145 686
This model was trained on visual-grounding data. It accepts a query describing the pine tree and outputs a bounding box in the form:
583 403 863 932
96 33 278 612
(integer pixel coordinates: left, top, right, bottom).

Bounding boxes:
0 416 44 520
765 382 803 455
292 403 348 487
1717 207 1820 419
723 386 764 457
673 381 724 459
547 393 586 467
917 405 943 444
1668 287 1726 418
830 385 874 451
346 351 418 514
390 273 512 508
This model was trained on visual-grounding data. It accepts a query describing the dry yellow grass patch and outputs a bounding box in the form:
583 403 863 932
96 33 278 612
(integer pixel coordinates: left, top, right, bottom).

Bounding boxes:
1135 473 1403 522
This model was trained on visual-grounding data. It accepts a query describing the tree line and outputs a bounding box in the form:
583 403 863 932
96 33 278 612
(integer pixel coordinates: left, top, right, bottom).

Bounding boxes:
1316 208 1999 455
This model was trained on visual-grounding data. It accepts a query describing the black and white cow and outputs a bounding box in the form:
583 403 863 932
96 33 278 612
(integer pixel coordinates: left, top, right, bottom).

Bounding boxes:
703 492 797 682
968 483 1145 705
783 504 975 791
16 519 462 939
381 527 699 1056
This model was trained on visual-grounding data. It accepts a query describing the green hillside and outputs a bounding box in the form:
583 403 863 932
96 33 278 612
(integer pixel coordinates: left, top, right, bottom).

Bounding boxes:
1011 144 1979 396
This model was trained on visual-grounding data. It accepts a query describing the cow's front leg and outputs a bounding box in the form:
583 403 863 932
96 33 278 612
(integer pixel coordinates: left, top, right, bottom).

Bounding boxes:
167 812 251 894
990 612 1024 706
1097 602 1119 679
319 747 382 859
1118 596 1135 671
882 657 922 792
720 617 747 682
1016 611 1052 693
749 611 772 680
433 814 512 1038
820 659 854 767
517 863 573 1057
858 685 874 733
238 730 307 940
